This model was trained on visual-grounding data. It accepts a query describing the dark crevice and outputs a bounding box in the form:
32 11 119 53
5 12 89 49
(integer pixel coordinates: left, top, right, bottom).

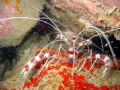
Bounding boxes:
91 35 120 59
0 46 18 80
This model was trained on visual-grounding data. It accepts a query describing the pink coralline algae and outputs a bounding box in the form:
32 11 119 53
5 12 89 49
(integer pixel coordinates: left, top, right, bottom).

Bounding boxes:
57 0 120 13
0 1 17 39
55 0 100 14
54 0 120 28
101 0 120 7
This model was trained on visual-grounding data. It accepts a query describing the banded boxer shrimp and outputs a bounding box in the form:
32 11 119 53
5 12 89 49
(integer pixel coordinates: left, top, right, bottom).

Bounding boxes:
18 0 119 80
0 1 120 89
20 15 119 80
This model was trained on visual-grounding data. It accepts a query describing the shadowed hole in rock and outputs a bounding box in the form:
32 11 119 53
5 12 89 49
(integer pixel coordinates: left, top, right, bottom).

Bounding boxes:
0 46 17 80
91 35 120 59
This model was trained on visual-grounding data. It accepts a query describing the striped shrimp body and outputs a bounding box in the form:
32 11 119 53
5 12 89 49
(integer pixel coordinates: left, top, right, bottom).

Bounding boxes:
57 32 113 77
68 46 112 77
21 49 55 78
21 32 92 78
57 32 92 60
21 48 66 78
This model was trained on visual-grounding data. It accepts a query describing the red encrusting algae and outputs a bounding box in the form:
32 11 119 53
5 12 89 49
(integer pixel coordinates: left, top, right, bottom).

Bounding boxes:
23 48 120 90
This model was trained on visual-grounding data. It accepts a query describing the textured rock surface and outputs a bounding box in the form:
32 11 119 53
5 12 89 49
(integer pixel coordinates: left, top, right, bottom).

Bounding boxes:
50 0 120 27
0 0 120 47
0 0 44 47
45 0 120 38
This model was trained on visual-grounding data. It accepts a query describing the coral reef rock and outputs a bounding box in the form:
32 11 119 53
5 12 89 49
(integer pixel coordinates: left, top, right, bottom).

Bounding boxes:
0 0 44 47
45 0 120 38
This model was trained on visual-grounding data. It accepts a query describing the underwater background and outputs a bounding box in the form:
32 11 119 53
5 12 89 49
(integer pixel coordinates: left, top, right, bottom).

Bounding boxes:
0 0 120 90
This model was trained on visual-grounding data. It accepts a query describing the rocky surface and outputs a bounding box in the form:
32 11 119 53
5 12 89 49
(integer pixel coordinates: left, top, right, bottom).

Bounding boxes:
0 0 120 46
0 0 44 47
45 0 120 38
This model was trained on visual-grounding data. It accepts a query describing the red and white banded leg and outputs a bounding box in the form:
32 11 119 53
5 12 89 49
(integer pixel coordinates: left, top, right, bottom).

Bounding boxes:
89 53 112 77
21 54 41 78
89 54 100 72
102 55 112 77
21 52 50 78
